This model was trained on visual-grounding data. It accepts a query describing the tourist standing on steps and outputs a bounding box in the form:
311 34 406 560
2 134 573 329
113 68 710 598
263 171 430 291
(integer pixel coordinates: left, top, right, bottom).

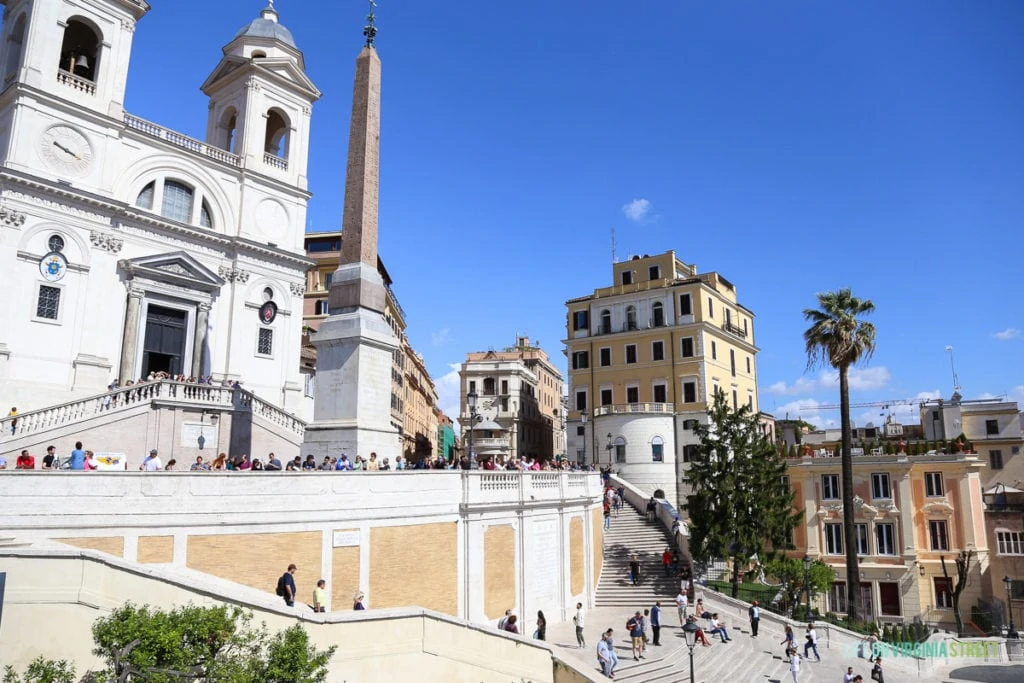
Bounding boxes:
627 611 644 661
640 609 650 654
676 591 688 625
535 610 546 641
803 622 820 661
787 647 801 683
604 502 612 530
628 554 641 586
573 603 586 648
597 629 617 678
650 601 662 645
748 599 761 636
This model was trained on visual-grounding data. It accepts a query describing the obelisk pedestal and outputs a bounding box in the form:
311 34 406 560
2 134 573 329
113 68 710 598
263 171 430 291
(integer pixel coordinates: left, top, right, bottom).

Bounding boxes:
301 41 400 460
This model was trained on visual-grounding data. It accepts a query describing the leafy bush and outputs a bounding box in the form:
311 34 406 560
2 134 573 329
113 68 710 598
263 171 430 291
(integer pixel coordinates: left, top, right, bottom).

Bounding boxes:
2 657 76 683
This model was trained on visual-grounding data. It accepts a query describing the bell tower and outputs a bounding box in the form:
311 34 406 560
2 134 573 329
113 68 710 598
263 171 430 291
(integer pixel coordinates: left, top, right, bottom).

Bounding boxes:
0 0 148 117
201 2 320 188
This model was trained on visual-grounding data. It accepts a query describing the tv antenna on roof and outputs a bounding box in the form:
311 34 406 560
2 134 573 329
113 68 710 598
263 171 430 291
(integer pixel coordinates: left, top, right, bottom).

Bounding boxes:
611 227 616 264
944 345 961 394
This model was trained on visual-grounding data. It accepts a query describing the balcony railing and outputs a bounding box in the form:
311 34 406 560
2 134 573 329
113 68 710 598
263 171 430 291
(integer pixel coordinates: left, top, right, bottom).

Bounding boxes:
722 320 747 338
593 403 674 416
263 152 288 170
474 437 510 450
56 69 95 95
124 114 242 167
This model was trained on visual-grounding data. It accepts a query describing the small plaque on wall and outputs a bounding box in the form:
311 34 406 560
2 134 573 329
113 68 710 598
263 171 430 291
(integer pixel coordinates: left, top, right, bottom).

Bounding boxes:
333 530 360 547
181 422 218 448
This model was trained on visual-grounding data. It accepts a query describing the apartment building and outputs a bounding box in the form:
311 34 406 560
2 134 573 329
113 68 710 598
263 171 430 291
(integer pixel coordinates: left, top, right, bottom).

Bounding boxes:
459 336 564 463
302 232 437 455
564 251 759 505
787 451 989 629
921 397 1023 488
982 484 1024 632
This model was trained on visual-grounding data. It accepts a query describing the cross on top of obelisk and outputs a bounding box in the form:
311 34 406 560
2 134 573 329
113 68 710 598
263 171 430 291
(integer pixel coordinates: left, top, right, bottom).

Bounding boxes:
363 0 378 47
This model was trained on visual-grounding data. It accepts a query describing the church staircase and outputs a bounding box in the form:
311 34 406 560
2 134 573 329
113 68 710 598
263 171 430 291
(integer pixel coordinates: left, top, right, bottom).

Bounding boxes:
595 500 681 608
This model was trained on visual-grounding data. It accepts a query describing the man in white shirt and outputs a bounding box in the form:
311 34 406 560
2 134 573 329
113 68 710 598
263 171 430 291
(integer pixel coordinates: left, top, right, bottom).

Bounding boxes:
140 449 162 471
844 666 856 682
676 592 689 626
573 602 586 648
803 622 820 661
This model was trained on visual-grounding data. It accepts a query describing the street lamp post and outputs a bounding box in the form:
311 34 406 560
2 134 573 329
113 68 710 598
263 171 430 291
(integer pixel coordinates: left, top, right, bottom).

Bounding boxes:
1004 576 1018 639
606 433 613 468
682 620 698 683
803 555 812 620
467 391 478 467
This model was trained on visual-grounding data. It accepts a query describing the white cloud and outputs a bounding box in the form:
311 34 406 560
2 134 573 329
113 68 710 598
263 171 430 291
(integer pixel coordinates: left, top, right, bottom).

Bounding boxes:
993 327 1021 341
766 367 891 395
621 198 652 222
431 327 451 347
434 363 462 434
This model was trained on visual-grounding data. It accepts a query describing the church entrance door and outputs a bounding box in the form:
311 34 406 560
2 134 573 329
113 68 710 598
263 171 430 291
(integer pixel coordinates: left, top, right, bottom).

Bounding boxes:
142 305 188 376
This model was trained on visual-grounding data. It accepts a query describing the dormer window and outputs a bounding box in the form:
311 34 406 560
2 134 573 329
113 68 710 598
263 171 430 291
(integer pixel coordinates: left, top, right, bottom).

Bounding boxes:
135 179 214 229
57 18 101 90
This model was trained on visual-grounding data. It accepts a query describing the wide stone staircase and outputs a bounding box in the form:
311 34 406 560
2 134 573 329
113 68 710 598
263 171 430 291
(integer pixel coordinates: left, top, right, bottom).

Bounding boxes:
596 501 681 608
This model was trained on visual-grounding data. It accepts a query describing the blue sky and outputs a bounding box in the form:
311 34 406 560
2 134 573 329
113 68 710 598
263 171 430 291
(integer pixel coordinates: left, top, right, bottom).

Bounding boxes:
121 1 1022 427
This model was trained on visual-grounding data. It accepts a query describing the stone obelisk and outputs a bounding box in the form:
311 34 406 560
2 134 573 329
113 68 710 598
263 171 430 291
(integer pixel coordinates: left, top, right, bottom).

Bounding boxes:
301 6 399 459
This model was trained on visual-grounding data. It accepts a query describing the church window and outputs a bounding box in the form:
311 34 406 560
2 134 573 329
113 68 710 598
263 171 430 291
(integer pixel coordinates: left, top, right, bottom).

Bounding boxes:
200 201 213 228
48 234 65 253
251 50 267 59
3 14 26 84
58 18 101 84
136 182 155 210
264 108 290 158
257 328 274 356
218 107 238 153
36 285 61 320
161 180 194 223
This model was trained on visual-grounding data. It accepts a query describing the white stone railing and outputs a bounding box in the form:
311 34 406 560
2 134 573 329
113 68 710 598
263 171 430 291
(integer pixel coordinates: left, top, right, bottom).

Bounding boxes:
3 380 304 441
466 471 602 506
56 69 96 95
473 437 509 450
593 402 674 416
263 152 288 170
124 113 242 167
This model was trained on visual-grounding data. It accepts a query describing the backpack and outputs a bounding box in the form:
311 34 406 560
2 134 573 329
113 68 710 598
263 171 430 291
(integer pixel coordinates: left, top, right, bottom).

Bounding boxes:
627 618 638 632
275 574 286 597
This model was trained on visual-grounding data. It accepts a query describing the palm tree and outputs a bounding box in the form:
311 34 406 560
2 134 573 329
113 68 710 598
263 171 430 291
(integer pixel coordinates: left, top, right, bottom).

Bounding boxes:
803 289 876 621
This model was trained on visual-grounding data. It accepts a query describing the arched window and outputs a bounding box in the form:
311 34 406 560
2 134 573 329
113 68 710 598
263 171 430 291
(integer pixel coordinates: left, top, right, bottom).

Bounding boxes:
58 18 101 83
614 436 626 464
200 200 213 228
652 301 665 327
600 309 611 334
251 50 267 59
264 108 290 158
3 14 26 84
625 305 637 331
136 181 155 209
651 436 665 462
161 180 194 223
218 107 238 153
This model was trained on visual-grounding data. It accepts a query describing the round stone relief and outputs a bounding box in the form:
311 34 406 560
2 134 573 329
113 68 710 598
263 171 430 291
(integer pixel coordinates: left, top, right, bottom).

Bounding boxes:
255 199 288 242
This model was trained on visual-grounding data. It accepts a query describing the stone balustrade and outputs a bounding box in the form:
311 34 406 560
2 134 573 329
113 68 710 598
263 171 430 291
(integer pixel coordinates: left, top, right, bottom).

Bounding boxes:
124 113 242 167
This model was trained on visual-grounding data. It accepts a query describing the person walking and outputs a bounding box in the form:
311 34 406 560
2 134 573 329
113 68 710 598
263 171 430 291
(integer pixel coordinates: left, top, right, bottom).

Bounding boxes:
627 611 644 660
803 622 820 661
676 591 688 626
650 601 662 646
312 579 327 613
573 602 586 648
661 547 672 576
535 610 547 641
781 625 795 656
871 658 884 682
276 563 297 607
597 629 618 678
497 609 512 631
640 609 650 655
749 600 761 637
788 648 801 683
604 503 612 530
628 554 641 586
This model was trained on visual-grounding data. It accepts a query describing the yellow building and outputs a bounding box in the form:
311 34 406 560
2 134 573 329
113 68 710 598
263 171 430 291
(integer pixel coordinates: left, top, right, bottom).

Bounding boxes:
921 396 1024 488
564 250 759 505
302 232 437 456
786 451 989 629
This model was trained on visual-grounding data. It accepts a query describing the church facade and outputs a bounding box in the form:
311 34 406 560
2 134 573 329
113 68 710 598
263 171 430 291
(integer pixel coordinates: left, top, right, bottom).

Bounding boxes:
0 0 319 417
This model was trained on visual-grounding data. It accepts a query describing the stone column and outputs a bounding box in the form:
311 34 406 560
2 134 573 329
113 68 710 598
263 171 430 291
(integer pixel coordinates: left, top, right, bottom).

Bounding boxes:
118 284 145 382
191 302 211 378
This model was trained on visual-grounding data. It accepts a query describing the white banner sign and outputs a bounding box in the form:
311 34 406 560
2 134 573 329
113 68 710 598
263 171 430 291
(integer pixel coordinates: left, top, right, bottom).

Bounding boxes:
181 423 218 448
332 530 360 548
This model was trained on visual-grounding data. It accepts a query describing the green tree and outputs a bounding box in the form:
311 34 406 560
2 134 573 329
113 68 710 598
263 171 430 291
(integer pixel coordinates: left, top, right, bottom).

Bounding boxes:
257 624 333 683
684 391 801 598
941 550 976 636
2 657 76 683
803 288 877 620
763 556 835 615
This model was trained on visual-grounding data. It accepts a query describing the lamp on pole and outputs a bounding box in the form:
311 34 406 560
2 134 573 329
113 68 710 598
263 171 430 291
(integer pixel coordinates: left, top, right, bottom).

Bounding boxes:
682 620 698 683
803 555 812 619
581 413 587 467
1004 575 1018 639
467 390 478 467
606 433 613 468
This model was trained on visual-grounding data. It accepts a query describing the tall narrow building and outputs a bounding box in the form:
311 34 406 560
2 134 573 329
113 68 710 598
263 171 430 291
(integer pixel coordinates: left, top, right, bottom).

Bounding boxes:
301 9 400 458
564 251 760 507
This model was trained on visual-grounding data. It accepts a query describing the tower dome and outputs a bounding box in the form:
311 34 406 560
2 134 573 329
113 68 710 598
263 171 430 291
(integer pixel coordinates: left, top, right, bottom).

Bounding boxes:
234 2 296 49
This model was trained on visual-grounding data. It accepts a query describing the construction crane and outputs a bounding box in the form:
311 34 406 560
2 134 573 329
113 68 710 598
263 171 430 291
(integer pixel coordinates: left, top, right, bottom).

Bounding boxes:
786 398 925 412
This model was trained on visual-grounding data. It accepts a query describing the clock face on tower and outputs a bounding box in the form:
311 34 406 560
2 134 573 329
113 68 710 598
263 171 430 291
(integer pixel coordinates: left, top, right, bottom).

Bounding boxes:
38 125 94 177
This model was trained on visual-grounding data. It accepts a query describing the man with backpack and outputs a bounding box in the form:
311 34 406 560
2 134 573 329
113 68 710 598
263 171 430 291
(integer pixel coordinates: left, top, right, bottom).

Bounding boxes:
276 563 297 607
627 611 645 661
